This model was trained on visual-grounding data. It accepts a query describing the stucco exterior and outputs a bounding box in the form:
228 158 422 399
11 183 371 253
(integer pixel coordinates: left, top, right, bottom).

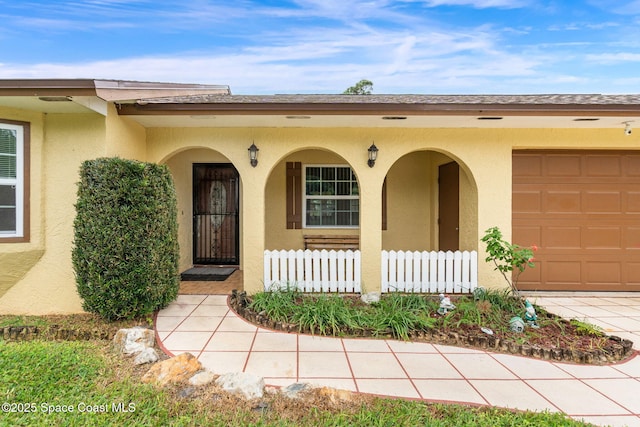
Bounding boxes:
0 80 639 314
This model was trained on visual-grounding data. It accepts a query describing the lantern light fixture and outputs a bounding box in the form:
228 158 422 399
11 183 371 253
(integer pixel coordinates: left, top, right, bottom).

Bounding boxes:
367 143 378 168
248 142 259 167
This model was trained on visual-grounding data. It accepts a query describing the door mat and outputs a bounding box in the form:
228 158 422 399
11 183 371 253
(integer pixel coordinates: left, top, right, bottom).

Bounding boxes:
180 267 237 281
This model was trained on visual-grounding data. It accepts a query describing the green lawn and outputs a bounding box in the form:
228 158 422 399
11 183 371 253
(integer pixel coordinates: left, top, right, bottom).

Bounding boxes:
0 340 595 426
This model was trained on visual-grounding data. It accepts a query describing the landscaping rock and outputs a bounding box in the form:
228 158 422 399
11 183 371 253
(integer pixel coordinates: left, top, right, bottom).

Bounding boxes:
134 347 159 365
189 369 217 386
317 386 354 403
360 292 381 304
113 326 155 355
281 382 312 399
178 386 196 399
142 352 202 386
215 372 265 399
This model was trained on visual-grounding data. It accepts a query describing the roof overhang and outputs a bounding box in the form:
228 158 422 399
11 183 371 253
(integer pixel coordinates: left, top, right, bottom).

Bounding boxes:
0 79 638 129
0 79 230 115
116 95 640 129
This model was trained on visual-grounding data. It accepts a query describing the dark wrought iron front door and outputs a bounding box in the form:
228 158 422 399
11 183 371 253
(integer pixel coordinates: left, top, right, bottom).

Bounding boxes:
193 164 239 264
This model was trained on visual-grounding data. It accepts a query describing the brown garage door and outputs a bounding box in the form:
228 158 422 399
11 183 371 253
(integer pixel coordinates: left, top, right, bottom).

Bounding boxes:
513 150 640 291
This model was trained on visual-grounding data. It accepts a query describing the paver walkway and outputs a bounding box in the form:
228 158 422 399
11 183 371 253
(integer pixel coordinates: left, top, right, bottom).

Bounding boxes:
156 294 640 427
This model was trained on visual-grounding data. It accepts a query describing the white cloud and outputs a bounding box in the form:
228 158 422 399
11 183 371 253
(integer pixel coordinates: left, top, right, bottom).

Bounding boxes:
0 25 542 94
0 0 637 94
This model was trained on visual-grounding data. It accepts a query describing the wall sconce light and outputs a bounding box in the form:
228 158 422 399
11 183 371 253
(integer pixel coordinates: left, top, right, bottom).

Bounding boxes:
367 143 378 168
624 122 632 136
248 142 259 167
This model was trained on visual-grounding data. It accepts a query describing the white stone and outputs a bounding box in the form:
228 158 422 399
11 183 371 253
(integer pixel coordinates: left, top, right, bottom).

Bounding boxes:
188 370 217 386
281 382 312 399
113 326 156 355
361 292 381 304
215 372 265 399
134 347 159 365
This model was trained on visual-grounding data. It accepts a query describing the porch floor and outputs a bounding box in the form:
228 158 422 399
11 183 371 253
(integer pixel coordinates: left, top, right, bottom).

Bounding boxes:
178 270 243 295
156 294 640 427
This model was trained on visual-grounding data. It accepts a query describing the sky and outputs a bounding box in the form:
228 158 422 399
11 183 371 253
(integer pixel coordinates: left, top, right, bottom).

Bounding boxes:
0 0 639 94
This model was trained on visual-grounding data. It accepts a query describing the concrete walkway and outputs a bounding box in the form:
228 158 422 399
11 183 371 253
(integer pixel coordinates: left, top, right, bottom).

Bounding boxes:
156 294 640 427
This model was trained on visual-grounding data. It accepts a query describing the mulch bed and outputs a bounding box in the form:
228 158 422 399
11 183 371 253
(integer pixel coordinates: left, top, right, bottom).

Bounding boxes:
229 291 635 365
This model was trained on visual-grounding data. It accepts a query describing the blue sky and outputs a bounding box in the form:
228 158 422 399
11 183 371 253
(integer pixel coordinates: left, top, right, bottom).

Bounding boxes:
0 0 639 94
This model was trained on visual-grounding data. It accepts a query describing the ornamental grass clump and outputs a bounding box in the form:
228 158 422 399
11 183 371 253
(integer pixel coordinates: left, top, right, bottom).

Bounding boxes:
292 294 362 336
72 158 179 320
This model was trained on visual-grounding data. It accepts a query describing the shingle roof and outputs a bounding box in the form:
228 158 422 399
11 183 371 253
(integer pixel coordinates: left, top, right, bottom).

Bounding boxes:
138 93 640 106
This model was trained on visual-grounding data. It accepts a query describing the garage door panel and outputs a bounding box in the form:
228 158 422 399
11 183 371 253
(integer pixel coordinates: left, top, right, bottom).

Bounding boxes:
627 263 640 284
518 262 541 282
544 226 581 249
546 191 581 213
546 261 582 285
584 226 622 249
624 227 640 249
513 191 541 213
512 225 541 246
547 155 581 176
626 156 640 176
586 155 621 176
585 262 621 284
626 192 640 212
513 150 640 292
584 191 621 213
513 154 542 176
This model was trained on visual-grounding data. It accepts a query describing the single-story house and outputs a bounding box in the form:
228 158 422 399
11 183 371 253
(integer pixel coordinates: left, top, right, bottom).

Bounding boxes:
1 79 639 314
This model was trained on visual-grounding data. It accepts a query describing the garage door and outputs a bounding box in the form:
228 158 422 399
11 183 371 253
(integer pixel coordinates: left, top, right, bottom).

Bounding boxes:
513 150 640 291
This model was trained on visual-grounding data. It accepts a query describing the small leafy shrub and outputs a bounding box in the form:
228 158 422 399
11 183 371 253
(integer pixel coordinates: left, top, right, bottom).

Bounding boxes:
570 319 605 337
72 158 179 320
481 226 537 296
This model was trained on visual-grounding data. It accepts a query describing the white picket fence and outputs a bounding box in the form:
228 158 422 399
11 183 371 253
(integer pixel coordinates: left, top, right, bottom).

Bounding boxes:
382 250 478 294
263 249 361 292
263 249 478 294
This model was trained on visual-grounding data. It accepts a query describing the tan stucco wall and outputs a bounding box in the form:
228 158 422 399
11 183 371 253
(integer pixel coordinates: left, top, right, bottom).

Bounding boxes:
0 112 107 314
383 151 433 251
149 126 640 295
459 162 477 252
105 103 147 160
3 108 640 314
0 107 46 297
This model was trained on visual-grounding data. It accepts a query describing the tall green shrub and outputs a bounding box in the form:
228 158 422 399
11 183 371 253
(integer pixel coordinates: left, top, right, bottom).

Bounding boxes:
72 158 180 320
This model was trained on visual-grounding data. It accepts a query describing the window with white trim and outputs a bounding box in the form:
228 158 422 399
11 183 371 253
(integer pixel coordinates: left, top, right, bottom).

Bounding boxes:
303 165 359 228
0 121 25 239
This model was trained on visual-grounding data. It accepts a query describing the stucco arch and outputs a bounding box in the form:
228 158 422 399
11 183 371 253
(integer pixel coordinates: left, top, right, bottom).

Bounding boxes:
163 147 244 272
383 149 479 252
264 147 362 251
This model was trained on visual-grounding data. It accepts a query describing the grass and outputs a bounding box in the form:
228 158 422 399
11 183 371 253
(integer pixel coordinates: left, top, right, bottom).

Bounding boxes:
0 339 594 426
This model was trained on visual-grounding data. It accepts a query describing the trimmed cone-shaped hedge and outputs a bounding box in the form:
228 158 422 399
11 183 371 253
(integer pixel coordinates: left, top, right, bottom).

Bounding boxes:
72 158 179 320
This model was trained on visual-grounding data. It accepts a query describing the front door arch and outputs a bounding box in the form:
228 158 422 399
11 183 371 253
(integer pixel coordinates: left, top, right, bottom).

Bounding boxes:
193 163 239 264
